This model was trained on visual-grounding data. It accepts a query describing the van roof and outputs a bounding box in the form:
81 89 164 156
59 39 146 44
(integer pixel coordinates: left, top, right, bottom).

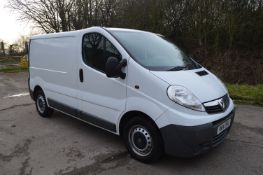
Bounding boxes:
30 29 81 40
106 28 146 33
30 27 151 40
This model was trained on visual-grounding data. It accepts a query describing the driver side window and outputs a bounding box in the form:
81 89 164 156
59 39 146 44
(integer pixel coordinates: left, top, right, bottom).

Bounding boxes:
82 33 121 73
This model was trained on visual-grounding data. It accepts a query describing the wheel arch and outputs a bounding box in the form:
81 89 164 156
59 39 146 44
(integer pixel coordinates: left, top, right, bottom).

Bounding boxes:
118 110 160 137
32 85 43 100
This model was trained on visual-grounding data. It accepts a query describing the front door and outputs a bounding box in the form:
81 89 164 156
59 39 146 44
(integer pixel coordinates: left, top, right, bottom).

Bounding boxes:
77 32 127 133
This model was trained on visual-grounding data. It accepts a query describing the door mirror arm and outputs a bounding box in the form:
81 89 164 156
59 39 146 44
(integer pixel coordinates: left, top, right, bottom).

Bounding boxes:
116 59 127 79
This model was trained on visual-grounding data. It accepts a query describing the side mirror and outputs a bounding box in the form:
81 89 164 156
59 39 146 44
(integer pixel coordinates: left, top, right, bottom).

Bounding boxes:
105 57 127 79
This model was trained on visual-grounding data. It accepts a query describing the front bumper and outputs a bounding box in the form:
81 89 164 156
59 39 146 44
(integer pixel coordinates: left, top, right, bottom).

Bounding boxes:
160 110 235 157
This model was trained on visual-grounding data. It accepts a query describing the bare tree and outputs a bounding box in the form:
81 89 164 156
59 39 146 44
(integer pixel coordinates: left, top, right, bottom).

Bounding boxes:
8 0 74 32
0 41 5 56
8 0 120 32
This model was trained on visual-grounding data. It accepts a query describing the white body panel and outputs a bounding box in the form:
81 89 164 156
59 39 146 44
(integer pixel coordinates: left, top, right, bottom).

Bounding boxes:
30 35 80 110
74 28 129 129
150 68 227 102
29 27 234 136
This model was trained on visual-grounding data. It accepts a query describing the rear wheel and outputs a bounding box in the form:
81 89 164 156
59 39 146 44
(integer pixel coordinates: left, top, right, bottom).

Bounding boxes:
123 116 164 163
35 90 53 117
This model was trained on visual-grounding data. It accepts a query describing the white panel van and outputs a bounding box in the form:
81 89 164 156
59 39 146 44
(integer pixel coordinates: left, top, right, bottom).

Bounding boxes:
28 27 235 162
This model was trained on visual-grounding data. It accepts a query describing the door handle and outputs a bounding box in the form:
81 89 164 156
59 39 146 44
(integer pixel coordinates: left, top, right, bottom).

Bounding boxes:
79 69 83 82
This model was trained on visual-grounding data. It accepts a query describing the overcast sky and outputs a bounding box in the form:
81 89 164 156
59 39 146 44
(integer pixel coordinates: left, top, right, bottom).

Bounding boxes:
0 0 33 44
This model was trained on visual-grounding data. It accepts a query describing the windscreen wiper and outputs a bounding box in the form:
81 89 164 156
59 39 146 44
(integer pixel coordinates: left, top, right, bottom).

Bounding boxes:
168 66 188 71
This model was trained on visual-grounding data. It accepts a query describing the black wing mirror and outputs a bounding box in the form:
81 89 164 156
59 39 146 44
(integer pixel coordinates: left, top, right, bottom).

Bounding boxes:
105 57 127 79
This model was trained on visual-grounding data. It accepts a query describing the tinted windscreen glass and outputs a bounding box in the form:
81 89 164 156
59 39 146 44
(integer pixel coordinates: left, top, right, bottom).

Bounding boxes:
110 31 200 71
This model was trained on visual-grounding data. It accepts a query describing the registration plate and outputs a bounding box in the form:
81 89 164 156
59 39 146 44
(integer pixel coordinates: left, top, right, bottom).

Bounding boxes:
217 119 231 135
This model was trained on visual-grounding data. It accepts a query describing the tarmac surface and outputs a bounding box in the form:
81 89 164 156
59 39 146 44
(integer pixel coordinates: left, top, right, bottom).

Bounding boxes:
0 72 263 175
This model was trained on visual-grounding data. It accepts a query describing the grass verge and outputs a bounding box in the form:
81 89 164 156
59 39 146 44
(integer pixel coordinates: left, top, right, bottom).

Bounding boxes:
0 67 28 73
226 83 263 106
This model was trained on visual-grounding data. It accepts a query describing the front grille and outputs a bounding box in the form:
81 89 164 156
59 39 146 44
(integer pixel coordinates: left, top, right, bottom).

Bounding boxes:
204 94 230 114
205 105 223 114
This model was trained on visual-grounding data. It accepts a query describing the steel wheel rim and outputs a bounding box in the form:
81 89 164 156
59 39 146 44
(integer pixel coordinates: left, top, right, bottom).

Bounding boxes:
128 125 153 157
37 95 46 113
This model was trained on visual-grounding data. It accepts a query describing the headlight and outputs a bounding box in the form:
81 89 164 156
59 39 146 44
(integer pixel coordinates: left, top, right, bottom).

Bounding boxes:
167 85 205 112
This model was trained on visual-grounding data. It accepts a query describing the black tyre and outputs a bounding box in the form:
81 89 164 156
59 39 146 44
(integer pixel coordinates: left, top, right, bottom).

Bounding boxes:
35 90 53 117
123 116 164 163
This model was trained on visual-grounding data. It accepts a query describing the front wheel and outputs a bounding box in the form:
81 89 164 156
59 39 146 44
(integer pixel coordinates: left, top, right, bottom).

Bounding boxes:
123 117 164 163
35 90 53 117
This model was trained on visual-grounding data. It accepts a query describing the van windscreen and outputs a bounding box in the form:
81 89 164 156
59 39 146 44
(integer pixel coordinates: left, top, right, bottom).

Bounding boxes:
110 30 201 71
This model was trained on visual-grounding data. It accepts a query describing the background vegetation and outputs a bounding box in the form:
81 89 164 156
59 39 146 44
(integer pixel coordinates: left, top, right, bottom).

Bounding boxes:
226 84 263 106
